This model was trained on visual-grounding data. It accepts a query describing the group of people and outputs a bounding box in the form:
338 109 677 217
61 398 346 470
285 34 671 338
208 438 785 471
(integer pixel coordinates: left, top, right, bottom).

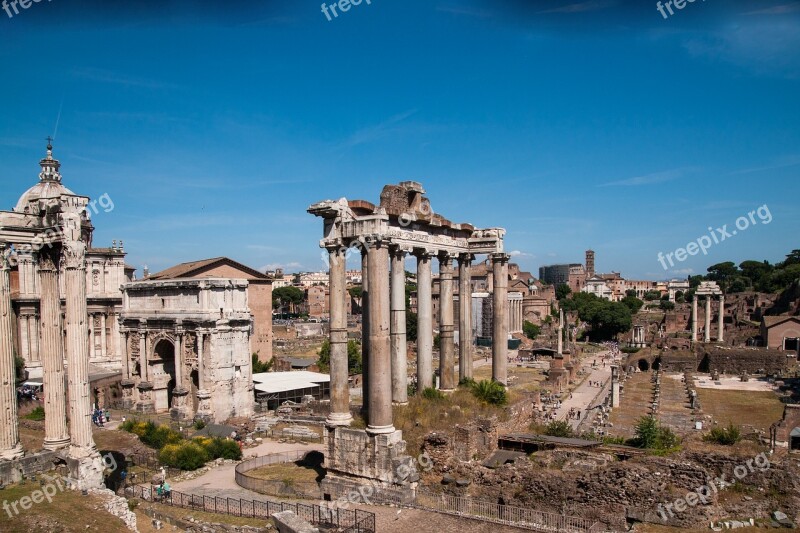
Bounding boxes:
16 385 40 402
567 407 582 420
92 408 111 427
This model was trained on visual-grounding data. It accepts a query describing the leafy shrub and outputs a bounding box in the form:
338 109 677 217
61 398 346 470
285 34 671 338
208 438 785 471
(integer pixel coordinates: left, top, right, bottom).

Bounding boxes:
24 406 45 421
523 321 541 340
703 422 741 446
193 419 207 431
159 441 209 470
633 416 680 451
468 380 508 406
458 377 477 388
203 437 242 461
544 420 575 438
422 387 445 401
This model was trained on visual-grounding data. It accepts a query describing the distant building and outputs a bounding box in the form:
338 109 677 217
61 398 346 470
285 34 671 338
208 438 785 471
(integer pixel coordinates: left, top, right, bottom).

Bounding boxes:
539 263 582 286
760 316 800 352
583 276 614 300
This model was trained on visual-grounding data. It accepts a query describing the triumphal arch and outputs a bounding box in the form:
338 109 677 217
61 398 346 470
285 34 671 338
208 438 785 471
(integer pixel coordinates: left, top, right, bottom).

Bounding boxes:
309 181 507 500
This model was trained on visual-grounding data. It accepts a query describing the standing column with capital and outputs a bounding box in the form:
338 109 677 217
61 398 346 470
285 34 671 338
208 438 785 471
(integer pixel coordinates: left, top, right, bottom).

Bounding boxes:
327 245 352 426
704 296 711 343
691 297 698 342
39 248 70 451
492 253 509 386
416 251 433 392
366 239 394 434
62 240 103 489
557 308 564 356
360 249 370 418
458 254 473 381
438 253 456 392
390 248 408 404
718 295 725 343
0 245 23 460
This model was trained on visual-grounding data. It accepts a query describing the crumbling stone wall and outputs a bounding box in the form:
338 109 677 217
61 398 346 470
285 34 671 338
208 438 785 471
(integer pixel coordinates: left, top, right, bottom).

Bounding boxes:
699 346 790 375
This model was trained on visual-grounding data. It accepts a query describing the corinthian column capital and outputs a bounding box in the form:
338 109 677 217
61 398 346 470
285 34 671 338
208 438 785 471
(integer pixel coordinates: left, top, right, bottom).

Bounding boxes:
61 240 86 270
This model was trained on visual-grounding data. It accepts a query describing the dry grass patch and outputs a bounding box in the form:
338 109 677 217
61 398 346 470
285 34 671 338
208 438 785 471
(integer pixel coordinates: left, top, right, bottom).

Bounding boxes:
696 388 784 433
0 481 129 533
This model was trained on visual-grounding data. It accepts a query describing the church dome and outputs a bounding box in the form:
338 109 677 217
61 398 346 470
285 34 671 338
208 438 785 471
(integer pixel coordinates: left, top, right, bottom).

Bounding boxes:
14 142 75 214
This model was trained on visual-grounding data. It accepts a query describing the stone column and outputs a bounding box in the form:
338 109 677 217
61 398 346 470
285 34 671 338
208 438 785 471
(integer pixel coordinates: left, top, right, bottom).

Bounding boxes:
138 329 148 382
390 248 408 404
492 253 509 386
438 253 455 392
611 365 620 408
62 240 104 489
557 309 564 355
366 240 394 435
39 249 70 451
327 245 352 426
87 314 94 359
0 245 23 460
100 313 107 358
175 332 184 389
458 254 473 381
196 332 205 389
121 331 129 379
360 249 370 418
704 296 711 343
718 295 725 343
691 297 698 342
416 251 434 392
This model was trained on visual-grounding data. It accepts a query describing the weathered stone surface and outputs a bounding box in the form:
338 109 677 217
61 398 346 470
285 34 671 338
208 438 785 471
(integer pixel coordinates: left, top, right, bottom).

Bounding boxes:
271 511 319 533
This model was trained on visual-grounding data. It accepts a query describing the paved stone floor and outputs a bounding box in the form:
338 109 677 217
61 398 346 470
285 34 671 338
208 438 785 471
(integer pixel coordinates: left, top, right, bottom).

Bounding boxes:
656 373 695 434
552 351 614 430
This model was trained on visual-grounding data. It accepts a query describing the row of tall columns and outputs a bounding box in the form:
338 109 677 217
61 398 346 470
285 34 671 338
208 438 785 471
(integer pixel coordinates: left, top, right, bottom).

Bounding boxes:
0 245 23 460
458 254 473 382
323 244 508 433
691 295 725 343
39 249 70 450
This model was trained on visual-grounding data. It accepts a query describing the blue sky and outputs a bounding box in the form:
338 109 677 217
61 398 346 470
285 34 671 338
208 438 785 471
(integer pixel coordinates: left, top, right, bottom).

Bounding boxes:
1 0 798 280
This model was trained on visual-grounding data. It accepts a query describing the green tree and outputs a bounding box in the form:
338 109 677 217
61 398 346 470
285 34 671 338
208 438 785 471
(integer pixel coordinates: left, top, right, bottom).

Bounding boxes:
621 295 644 314
659 300 675 311
555 284 572 301
272 286 304 312
523 320 541 340
406 311 418 342
316 339 362 374
544 420 574 438
707 261 738 292
252 353 274 374
643 290 661 301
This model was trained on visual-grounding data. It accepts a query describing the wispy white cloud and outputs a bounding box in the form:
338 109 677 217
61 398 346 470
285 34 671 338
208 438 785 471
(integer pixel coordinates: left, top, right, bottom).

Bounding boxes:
508 250 534 258
340 110 418 149
670 268 694 275
599 168 686 187
744 3 800 16
73 68 179 90
260 262 303 272
730 154 800 175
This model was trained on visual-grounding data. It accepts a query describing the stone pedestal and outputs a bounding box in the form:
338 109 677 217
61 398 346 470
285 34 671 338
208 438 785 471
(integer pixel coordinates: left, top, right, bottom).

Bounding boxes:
120 379 137 411
170 388 191 421
136 382 156 413
64 447 104 492
548 356 568 392
195 389 213 422
611 365 620 408
321 426 417 504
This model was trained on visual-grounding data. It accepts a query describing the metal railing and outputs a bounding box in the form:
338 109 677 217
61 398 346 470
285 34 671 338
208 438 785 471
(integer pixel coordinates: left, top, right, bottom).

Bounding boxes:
124 485 375 532
235 450 322 499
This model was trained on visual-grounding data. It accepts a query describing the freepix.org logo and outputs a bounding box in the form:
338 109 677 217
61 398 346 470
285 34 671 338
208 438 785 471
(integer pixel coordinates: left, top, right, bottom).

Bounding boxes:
2 0 53 20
